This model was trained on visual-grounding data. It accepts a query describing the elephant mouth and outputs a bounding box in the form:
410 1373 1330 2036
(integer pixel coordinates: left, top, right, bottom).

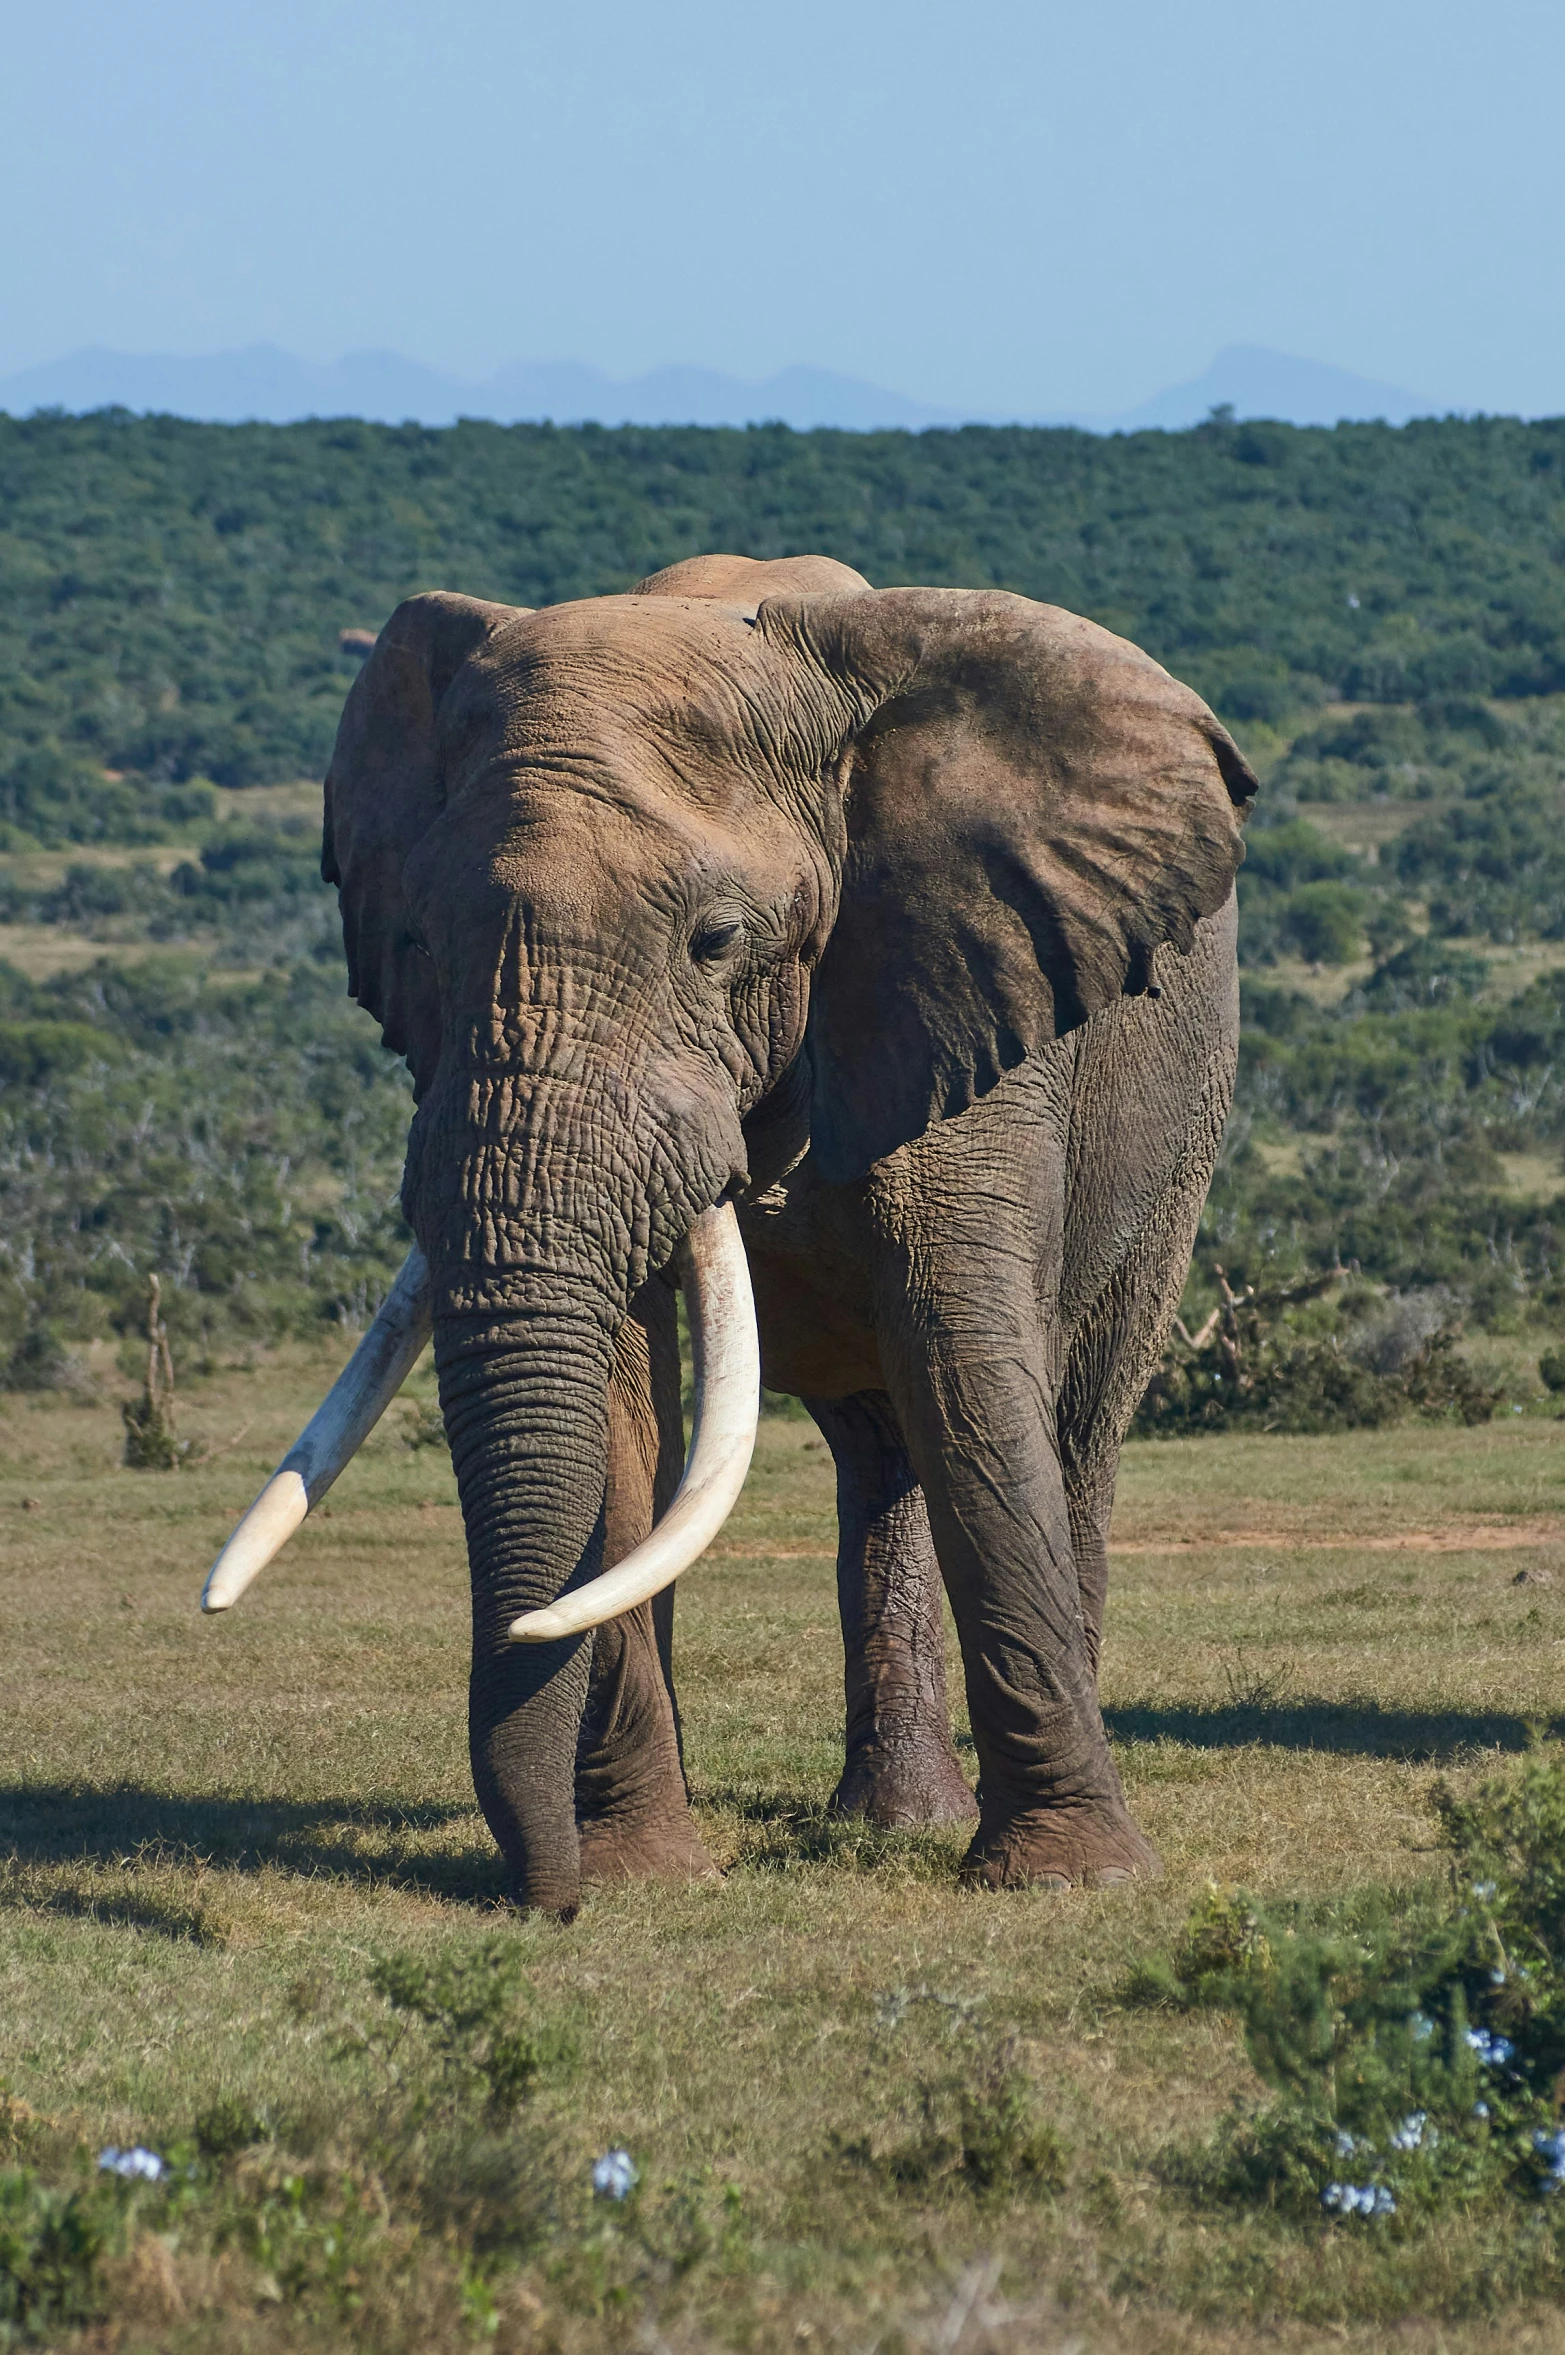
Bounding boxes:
198 1203 760 1626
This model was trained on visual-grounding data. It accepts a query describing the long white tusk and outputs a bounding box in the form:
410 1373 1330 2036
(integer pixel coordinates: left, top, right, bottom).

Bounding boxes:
509 1202 759 1643
201 1248 433 1613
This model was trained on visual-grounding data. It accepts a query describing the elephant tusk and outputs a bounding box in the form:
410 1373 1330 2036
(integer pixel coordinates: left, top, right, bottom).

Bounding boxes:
508 1202 760 1644
201 1248 433 1613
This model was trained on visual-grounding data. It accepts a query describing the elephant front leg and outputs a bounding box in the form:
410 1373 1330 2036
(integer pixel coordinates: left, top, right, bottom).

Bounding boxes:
574 1281 715 1888
575 1603 714 1884
804 1390 977 1828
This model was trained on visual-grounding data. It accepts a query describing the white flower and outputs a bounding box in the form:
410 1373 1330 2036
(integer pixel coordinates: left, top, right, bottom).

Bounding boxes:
1322 2181 1395 2217
97 2145 165 2182
1389 2112 1428 2152
1466 2027 1515 2068
592 2148 638 2201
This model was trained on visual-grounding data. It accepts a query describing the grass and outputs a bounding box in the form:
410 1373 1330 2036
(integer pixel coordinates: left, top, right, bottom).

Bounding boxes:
0 927 171 981
5 1356 1565 2349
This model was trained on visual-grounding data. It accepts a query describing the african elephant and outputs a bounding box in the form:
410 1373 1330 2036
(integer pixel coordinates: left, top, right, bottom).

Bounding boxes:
201 552 1255 1915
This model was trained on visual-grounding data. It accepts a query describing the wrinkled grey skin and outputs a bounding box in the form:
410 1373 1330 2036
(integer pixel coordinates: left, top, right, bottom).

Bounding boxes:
750 893 1238 1883
323 552 1254 1914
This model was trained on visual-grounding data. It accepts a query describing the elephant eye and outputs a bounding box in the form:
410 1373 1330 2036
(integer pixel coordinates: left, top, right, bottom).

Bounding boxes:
403 928 432 961
691 916 745 969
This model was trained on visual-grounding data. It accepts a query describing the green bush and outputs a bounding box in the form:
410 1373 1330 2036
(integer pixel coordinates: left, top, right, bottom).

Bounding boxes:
1133 1272 1499 1438
0 1021 107 1087
399 1398 449 1452
364 1940 577 2121
1351 938 1490 1013
870 2048 1069 2202
0 1948 592 2336
837 1989 1068 2205
1132 1747 1565 2222
1196 955 1565 1323
2 1326 80 1395
0 743 214 852
1281 882 1372 966
0 2170 109 2342
1396 784 1565 945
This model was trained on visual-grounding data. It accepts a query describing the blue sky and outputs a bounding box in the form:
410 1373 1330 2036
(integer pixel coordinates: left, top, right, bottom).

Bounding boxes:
3 0 1561 417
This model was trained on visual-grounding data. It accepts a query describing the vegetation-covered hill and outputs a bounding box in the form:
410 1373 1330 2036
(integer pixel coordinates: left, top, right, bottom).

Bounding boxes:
0 410 1562 1394
4 406 1565 805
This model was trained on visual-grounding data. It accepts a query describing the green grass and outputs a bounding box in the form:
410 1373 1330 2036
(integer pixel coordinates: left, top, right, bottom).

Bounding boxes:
5 1357 1565 2349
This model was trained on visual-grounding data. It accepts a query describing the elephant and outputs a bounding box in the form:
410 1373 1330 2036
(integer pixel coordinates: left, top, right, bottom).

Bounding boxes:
201 551 1255 1916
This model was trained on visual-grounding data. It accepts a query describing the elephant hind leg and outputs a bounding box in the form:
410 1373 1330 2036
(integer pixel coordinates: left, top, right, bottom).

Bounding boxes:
1059 1064 1237 1677
575 1281 716 1888
804 1389 976 1829
864 1075 1159 1892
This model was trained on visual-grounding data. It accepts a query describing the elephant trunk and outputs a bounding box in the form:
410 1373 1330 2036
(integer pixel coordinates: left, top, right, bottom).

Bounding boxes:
434 1298 615 1914
197 1054 758 1914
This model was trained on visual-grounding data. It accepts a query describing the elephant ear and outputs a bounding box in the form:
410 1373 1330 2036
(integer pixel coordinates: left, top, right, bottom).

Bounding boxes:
323 591 523 1092
764 587 1257 1184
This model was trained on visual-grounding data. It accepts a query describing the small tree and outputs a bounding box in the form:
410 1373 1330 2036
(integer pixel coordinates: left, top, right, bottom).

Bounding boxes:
121 1275 184 1469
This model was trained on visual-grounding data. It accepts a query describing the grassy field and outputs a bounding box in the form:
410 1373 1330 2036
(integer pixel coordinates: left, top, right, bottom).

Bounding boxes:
4 1351 1565 2352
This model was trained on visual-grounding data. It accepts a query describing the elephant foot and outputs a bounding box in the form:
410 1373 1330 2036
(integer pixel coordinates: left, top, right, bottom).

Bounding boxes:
960 1800 1162 1892
577 1806 719 1889
831 1739 978 1829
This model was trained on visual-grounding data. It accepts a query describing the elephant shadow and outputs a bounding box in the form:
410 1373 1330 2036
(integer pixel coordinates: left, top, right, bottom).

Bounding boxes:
5 1695 1547 1929
1105 1697 1564 1761
696 1784 969 1876
0 1782 512 1923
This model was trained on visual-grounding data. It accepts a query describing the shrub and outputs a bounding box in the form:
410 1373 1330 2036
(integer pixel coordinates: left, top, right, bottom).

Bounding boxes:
1134 1747 1565 2221
1351 938 1490 1013
2 1325 79 1395
0 1021 106 1087
0 2170 109 2341
1133 1269 1498 1437
1402 1333 1505 1426
1282 882 1372 966
841 2051 1067 2204
0 1947 616 2341
364 1939 576 2121
838 1990 1068 2205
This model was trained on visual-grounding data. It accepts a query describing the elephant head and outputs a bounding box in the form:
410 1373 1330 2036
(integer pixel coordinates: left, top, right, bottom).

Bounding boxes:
203 552 1255 1912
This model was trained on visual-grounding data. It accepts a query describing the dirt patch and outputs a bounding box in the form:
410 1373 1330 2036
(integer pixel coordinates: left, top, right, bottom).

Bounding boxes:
1112 1519 1565 1556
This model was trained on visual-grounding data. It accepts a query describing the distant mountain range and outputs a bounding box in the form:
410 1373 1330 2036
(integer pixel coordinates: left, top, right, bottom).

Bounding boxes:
0 341 1445 433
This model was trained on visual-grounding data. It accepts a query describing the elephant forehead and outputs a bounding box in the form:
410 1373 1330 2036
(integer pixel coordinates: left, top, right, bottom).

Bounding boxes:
408 770 815 949
445 597 808 791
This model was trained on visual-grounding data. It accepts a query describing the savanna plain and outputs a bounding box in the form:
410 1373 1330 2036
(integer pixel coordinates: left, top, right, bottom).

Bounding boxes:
5 1357 1565 2353
7 406 1565 2347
